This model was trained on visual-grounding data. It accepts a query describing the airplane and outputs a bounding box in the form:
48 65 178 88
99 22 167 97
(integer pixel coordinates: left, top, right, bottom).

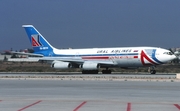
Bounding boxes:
22 25 176 74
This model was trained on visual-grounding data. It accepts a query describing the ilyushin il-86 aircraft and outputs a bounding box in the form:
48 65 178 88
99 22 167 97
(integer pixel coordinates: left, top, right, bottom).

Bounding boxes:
22 25 176 74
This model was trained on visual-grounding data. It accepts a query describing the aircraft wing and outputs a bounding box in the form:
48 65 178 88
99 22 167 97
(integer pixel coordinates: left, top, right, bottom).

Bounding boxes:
38 57 115 66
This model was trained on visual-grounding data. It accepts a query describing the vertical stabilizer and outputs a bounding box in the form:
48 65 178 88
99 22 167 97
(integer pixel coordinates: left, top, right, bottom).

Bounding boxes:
22 25 54 56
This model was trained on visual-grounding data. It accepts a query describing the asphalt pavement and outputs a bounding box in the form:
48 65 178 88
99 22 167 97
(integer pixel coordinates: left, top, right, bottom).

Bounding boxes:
0 78 180 111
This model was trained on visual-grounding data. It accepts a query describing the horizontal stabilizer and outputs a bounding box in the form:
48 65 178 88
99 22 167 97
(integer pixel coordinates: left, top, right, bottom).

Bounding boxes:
11 51 44 57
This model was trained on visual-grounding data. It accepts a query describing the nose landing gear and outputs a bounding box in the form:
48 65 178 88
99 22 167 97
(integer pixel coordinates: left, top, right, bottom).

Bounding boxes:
148 66 156 74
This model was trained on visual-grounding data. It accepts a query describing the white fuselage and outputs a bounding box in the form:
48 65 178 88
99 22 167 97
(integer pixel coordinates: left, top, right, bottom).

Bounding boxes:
50 46 176 67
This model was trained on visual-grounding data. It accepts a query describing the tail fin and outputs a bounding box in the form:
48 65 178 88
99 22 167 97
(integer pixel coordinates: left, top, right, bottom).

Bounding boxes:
22 25 54 56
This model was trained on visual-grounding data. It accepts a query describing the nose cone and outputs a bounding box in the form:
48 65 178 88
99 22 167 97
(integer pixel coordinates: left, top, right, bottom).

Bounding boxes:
167 54 177 62
157 49 177 63
166 54 177 63
172 54 177 60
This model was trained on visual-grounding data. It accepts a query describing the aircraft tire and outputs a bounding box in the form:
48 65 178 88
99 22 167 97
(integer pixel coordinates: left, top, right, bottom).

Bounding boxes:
82 70 98 74
150 70 156 74
102 70 112 74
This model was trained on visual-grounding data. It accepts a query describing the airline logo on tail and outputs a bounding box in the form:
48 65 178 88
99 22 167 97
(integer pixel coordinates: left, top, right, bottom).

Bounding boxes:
31 35 42 47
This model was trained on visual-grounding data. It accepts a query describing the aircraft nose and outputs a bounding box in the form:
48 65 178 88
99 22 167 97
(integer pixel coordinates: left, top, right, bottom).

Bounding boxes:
172 54 177 60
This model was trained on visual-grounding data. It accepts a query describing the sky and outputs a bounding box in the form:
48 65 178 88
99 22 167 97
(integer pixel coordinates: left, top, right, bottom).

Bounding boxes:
0 0 180 51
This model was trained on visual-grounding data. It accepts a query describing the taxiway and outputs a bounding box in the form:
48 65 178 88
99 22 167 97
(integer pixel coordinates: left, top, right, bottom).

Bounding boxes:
0 73 179 111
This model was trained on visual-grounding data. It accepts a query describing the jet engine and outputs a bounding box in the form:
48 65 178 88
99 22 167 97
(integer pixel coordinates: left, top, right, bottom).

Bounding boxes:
51 61 71 69
81 62 99 70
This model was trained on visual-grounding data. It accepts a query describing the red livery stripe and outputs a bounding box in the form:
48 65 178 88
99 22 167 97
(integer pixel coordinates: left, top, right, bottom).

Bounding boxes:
134 56 138 58
141 50 158 66
82 56 109 59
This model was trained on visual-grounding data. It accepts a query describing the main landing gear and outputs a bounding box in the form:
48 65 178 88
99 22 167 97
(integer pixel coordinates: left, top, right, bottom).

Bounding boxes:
102 68 112 74
149 66 156 74
81 68 112 74
82 70 99 74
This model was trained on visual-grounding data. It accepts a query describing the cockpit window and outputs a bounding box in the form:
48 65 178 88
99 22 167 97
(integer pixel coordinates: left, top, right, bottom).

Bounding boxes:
163 52 173 55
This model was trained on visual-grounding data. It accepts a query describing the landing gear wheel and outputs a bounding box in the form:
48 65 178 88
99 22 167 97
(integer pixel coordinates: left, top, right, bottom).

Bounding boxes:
150 70 156 74
149 66 156 74
82 70 99 74
102 70 112 74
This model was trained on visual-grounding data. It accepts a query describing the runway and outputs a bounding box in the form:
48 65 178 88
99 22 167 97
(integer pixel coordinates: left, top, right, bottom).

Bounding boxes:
0 75 180 111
